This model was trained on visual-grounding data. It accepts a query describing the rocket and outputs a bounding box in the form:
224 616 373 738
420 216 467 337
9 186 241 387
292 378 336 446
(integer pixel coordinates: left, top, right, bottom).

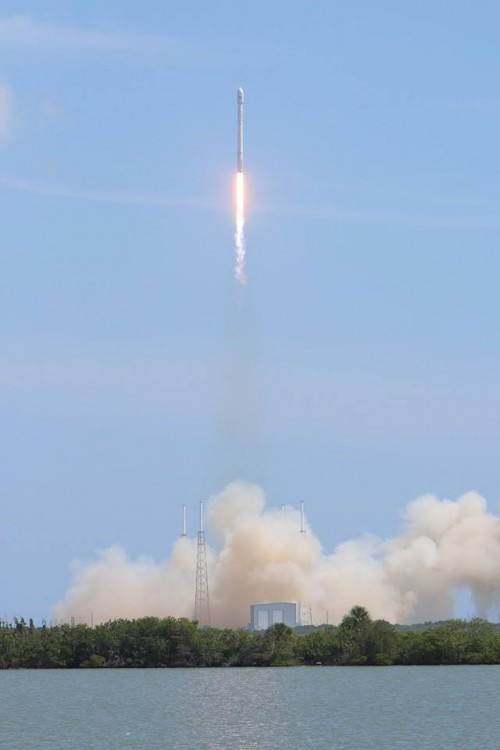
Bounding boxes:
237 87 244 173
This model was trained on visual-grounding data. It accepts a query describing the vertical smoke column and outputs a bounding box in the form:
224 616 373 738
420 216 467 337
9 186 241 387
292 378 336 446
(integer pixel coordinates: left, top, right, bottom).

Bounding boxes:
235 87 246 284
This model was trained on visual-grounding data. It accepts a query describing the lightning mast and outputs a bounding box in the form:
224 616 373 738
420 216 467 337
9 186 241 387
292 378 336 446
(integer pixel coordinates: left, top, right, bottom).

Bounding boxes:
180 504 187 538
194 500 210 626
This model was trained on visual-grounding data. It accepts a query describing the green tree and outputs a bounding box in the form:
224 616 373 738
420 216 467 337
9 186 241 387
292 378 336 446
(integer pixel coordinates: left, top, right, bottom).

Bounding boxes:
337 606 372 665
294 627 340 665
261 623 296 666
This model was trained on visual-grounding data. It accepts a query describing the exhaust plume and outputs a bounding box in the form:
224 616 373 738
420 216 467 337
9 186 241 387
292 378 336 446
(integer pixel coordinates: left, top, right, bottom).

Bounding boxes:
234 172 245 283
52 482 500 626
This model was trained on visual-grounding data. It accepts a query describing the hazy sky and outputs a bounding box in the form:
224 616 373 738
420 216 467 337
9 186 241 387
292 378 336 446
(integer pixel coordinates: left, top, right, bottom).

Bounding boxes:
1 1 500 621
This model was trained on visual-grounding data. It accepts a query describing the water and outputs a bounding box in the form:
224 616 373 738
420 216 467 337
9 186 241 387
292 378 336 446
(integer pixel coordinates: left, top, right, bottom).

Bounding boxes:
1 666 498 749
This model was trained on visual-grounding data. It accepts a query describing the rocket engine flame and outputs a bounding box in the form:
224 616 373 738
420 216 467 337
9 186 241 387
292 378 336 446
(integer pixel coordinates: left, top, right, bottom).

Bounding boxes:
234 172 246 284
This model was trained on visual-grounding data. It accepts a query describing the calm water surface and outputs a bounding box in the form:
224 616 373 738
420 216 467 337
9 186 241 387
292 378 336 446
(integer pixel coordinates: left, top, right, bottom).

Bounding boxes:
1 666 499 749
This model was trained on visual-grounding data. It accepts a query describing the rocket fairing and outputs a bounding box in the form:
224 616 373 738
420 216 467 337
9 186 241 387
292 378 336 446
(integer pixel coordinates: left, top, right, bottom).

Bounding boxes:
237 87 244 173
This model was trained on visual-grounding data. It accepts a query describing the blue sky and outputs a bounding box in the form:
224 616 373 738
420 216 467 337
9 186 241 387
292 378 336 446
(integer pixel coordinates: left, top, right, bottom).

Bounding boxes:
1 1 500 620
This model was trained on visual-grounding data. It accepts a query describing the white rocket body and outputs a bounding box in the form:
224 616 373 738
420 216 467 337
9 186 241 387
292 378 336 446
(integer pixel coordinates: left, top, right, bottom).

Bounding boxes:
237 87 244 173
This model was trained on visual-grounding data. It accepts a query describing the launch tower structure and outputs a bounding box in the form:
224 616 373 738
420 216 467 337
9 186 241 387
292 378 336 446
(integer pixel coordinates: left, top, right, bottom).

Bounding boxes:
297 603 313 627
194 500 210 626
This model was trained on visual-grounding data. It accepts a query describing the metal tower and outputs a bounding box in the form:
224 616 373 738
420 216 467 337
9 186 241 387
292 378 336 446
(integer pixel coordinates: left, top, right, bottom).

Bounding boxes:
297 603 313 627
194 500 210 626
297 503 310 627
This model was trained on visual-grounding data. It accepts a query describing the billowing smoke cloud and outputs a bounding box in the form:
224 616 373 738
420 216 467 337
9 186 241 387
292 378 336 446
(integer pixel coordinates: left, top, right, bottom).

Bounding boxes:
52 481 500 626
52 538 198 624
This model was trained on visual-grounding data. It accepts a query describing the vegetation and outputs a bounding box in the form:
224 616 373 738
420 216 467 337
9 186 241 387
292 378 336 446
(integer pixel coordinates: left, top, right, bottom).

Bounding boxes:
1 608 500 669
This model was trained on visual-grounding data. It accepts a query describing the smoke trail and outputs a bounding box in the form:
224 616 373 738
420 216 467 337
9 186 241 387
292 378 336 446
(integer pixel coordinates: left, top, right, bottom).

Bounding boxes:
52 482 500 626
234 172 246 283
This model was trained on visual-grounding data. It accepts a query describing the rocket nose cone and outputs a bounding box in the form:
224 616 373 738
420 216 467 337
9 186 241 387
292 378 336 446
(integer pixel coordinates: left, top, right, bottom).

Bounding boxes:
237 87 244 102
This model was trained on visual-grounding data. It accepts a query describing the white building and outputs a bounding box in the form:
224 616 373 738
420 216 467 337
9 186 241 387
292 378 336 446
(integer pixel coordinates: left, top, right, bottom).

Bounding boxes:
249 602 297 630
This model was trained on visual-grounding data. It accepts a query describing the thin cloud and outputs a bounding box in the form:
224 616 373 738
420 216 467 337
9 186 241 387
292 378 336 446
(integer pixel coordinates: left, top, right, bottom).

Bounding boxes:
0 81 12 140
0 352 216 419
1 173 498 230
257 200 500 230
0 174 222 211
446 96 500 113
0 15 243 64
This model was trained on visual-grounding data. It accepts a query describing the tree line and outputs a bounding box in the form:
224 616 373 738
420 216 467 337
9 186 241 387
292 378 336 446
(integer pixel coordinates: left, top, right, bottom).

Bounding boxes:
1 606 500 669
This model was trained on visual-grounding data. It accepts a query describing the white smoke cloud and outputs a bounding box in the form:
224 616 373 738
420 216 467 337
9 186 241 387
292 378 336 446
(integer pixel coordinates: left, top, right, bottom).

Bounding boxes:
0 81 12 141
52 541 197 624
52 481 500 626
0 15 245 66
